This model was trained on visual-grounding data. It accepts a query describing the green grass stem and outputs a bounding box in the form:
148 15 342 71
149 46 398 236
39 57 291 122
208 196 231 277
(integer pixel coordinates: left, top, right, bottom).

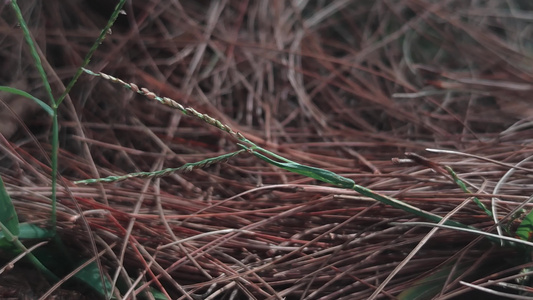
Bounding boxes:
9 0 54 105
10 0 59 231
0 86 52 115
57 0 127 107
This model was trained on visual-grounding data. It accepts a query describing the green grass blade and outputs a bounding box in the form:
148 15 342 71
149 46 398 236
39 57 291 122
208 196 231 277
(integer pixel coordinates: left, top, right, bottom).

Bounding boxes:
0 176 19 238
241 144 356 188
352 184 469 229
0 86 53 116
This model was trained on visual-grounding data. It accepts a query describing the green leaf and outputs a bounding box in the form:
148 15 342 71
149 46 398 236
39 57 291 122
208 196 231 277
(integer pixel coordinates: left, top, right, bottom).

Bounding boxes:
0 86 53 116
0 176 19 239
516 209 533 241
0 224 54 242
399 263 468 300
18 223 54 239
74 261 114 299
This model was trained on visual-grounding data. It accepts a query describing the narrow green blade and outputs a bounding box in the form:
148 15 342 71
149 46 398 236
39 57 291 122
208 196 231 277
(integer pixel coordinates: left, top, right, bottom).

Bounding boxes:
0 176 20 238
0 86 53 116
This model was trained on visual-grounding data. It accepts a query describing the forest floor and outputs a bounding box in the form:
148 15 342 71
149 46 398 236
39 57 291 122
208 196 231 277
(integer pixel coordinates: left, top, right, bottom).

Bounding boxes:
1 1 533 299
